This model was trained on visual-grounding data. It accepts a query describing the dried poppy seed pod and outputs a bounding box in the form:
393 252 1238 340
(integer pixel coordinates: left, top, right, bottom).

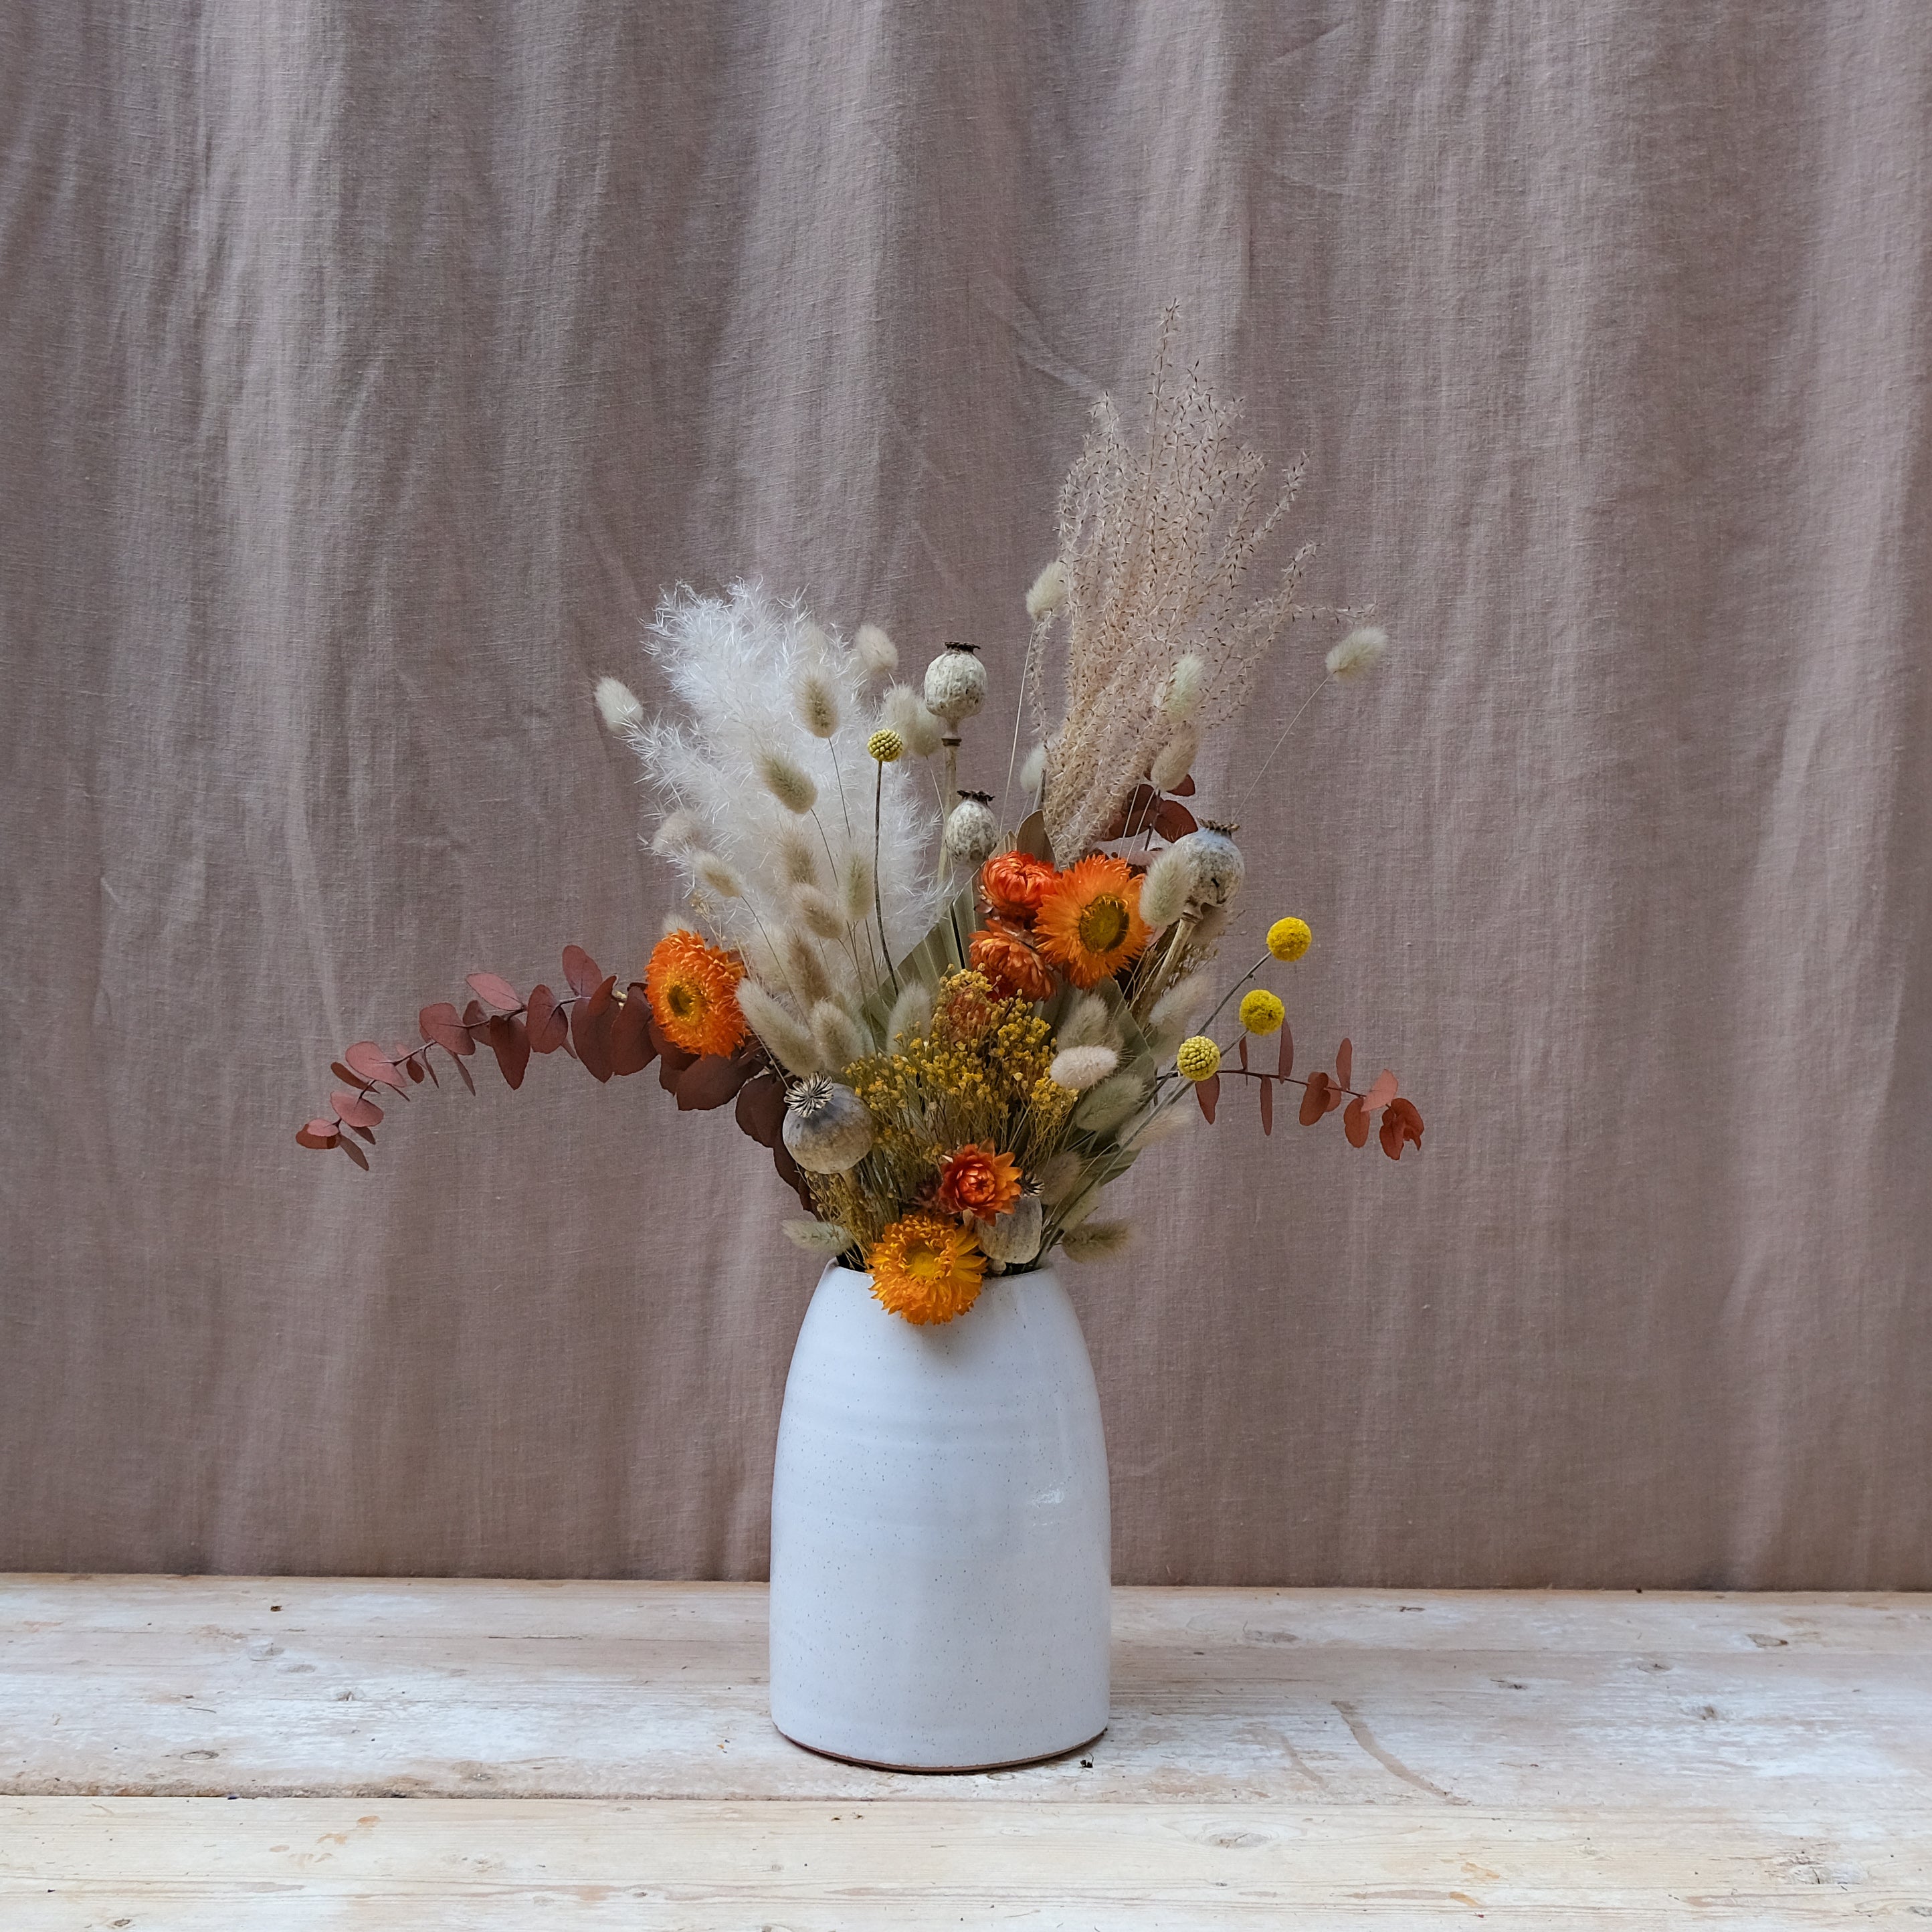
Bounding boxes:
1171 823 1244 908
923 642 987 724
942 791 999 868
974 1193 1044 1266
781 1076 874 1173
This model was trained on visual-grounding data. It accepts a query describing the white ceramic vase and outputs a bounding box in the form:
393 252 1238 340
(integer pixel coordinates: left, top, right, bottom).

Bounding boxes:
769 1262 1111 1771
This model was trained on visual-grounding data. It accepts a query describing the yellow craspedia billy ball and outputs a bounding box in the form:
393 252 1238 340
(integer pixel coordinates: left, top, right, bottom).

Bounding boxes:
1266 916 1312 962
1239 989 1285 1035
867 728 904 763
1175 1036 1222 1082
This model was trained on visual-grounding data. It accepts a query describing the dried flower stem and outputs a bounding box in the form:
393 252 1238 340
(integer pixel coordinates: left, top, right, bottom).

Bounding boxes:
874 759 898 995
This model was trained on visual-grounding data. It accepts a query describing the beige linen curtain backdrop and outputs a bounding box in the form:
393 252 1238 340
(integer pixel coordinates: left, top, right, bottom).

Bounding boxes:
3 2 1927 1586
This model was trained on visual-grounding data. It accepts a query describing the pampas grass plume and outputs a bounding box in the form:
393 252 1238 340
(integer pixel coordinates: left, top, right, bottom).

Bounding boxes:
854 623 897 676
595 676 644 733
1026 559 1066 619
1139 843 1193 930
1327 625 1389 680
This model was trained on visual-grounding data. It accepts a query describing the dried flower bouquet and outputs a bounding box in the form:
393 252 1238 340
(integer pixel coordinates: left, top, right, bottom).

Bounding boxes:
300 312 1421 1325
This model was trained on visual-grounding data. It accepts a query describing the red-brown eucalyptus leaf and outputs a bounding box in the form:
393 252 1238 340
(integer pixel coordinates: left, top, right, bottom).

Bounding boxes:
466 971 522 1015
339 1135 370 1171
735 1070 786 1149
524 985 569 1054
1299 1071 1333 1127
1343 1094 1371 1149
769 1131 817 1212
654 1022 698 1093
1278 1024 1294 1081
587 974 617 1018
609 989 656 1076
296 1121 339 1149
1258 1078 1274 1136
1238 1036 1249 1071
452 1054 476 1095
484 1013 531 1090
1360 1069 1399 1115
1381 1096 1426 1160
572 979 617 1081
462 999 487 1030
420 1055 439 1088
1335 1038 1353 1089
345 1041 406 1092
1170 773 1196 797
330 1062 373 1092
1194 1072 1220 1124
419 1002 474 1056
347 1122 377 1145
405 1056 425 1084
1153 799 1198 842
561 945 601 998
331 1088 384 1130
676 1052 755 1113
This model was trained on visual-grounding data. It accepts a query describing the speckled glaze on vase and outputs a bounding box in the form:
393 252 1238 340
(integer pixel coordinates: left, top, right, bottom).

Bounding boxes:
769 1262 1110 1772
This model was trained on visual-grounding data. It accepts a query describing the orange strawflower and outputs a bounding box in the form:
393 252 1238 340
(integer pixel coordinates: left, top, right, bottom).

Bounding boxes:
935 1143 1022 1220
644 929 747 1058
969 925 1056 1002
1035 854 1151 989
868 1211 987 1325
980 850 1056 921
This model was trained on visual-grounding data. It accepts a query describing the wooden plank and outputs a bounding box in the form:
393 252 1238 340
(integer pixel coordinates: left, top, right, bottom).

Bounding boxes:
3 1797 1929 1929
4 1579 1927 1806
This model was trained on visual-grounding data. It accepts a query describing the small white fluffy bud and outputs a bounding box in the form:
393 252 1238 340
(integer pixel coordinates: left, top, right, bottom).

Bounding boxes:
886 978 933 1046
1049 1044 1119 1092
880 684 945 759
784 1218 854 1255
854 623 897 676
1139 843 1193 930
1018 743 1046 797
942 795 999 868
923 645 987 724
1025 559 1066 620
759 750 818 814
809 999 866 1071
594 676 644 733
793 668 840 739
651 810 702 857
793 886 846 941
692 852 745 899
1149 728 1197 795
737 979 822 1075
1161 654 1206 722
1061 1218 1134 1262
1327 625 1390 680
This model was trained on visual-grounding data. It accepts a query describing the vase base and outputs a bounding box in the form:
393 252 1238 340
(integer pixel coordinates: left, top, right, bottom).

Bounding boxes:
771 1721 1108 1777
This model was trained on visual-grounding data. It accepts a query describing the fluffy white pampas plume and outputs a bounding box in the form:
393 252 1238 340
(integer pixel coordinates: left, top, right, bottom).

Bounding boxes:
622 585 947 997
595 677 644 733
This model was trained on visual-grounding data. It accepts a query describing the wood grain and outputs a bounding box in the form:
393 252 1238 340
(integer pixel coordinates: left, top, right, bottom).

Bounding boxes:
3 1579 1927 1926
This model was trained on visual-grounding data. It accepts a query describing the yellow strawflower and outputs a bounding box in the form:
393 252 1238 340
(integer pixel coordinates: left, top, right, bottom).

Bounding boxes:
1266 916 1312 962
867 728 904 763
1239 989 1285 1034
1175 1036 1221 1082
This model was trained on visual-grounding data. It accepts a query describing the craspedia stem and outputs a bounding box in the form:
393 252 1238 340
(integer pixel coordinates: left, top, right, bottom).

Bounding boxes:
874 757 898 995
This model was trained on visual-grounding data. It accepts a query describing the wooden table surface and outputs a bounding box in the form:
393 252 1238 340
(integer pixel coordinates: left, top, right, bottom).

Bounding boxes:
2 1578 1927 1927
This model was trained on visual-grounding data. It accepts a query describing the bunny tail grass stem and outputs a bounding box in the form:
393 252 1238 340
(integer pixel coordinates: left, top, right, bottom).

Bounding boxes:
873 759 899 995
1238 670 1334 811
